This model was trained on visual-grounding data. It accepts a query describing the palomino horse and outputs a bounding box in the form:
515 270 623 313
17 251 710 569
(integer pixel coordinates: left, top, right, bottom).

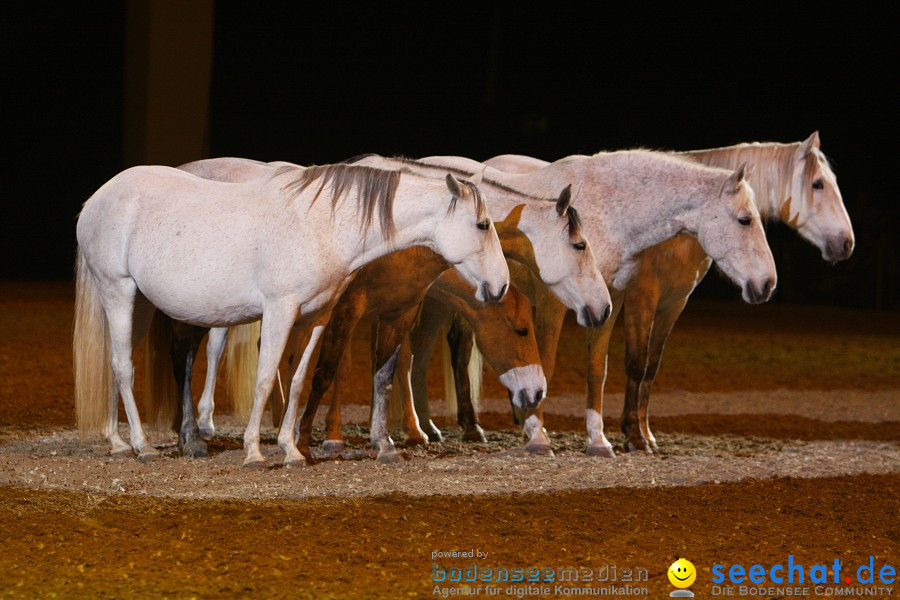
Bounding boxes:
486 132 854 452
413 152 777 455
74 163 510 467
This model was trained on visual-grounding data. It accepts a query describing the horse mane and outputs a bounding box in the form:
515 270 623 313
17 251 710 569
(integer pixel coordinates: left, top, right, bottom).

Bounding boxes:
345 154 583 238
678 142 831 222
276 163 400 242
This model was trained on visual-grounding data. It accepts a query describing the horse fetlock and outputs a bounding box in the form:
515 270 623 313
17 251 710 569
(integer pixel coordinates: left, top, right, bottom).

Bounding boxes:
462 424 487 443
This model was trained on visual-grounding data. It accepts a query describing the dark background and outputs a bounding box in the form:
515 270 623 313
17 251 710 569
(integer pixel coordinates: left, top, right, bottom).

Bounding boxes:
2 3 896 308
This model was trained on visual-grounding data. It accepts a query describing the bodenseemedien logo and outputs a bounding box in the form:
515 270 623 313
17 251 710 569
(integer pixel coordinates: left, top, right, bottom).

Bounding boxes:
668 558 696 597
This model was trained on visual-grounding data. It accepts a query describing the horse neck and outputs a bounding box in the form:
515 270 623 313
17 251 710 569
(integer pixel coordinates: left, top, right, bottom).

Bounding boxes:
342 176 447 273
428 270 482 314
681 142 799 225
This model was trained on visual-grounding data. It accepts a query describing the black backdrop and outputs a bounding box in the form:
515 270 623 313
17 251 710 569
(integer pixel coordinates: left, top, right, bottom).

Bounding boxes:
2 3 896 308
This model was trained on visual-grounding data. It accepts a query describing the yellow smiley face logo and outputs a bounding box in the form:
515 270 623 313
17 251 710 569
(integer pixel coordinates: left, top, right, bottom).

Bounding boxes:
668 558 696 588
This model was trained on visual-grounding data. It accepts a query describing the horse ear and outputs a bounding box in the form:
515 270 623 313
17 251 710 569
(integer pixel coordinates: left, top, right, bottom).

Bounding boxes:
723 163 748 195
445 173 464 198
802 131 821 154
556 184 573 216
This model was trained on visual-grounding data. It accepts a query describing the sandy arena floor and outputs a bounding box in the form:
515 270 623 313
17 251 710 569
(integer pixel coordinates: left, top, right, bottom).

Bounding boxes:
0 282 898 598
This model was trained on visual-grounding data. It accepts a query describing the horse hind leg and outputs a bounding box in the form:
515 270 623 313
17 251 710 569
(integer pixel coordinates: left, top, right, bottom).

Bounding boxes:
170 321 210 458
197 327 227 439
369 344 403 463
101 280 158 460
584 301 622 458
409 295 454 442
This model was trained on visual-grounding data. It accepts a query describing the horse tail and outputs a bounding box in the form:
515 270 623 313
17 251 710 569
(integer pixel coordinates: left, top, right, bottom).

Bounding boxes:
143 311 178 429
73 248 114 435
467 342 483 413
225 322 260 422
441 321 457 414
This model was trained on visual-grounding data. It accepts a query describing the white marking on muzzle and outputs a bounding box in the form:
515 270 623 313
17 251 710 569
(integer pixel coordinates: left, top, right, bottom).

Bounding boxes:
498 364 546 409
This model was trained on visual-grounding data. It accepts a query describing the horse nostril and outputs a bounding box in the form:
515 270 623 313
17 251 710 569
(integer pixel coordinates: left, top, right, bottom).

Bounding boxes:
842 237 853 256
602 304 612 323
498 283 508 300
762 278 775 299
533 390 544 407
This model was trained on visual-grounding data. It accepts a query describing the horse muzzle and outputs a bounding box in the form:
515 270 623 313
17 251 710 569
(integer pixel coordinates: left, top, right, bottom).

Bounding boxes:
578 303 612 328
823 234 855 263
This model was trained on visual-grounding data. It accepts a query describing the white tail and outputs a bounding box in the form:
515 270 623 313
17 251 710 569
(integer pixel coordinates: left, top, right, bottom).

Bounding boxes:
225 321 260 422
73 249 114 435
142 312 178 430
467 342 483 412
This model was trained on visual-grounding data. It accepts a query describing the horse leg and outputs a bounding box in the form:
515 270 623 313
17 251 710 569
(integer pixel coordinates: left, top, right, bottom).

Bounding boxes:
197 327 226 439
100 280 158 460
368 340 403 463
294 295 367 455
585 300 622 457
446 315 485 442
170 321 210 458
375 307 429 445
270 324 307 429
639 297 689 451
410 295 454 442
242 304 298 468
279 323 324 467
621 285 661 453
321 345 352 452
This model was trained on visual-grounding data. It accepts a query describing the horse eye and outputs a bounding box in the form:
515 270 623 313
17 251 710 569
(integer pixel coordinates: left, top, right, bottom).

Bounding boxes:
477 221 490 231
572 241 586 251
812 179 824 190
738 216 752 227
515 328 529 337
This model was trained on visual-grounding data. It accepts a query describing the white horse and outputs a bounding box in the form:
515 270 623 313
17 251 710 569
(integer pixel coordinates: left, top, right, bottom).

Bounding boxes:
415 151 777 455
486 131 854 452
74 163 510 467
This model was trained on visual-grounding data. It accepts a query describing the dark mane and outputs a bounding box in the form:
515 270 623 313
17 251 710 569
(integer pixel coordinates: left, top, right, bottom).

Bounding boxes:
277 164 400 242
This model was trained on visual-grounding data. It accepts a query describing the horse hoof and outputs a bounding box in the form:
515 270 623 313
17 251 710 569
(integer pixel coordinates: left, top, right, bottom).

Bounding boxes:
182 439 209 459
242 459 268 470
585 444 616 458
136 448 160 463
283 457 306 469
424 422 444 443
377 450 404 465
321 439 345 453
404 434 428 446
624 439 652 454
198 427 215 441
110 446 132 458
525 443 554 457
462 426 487 443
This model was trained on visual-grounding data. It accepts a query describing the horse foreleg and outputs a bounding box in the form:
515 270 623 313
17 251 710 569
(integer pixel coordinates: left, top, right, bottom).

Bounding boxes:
446 315 485 442
279 323 324 467
170 322 210 458
409 295 454 442
369 341 403 463
639 297 689 451
321 345 353 451
242 305 298 468
621 285 661 453
533 283 569 384
584 300 622 458
375 307 428 445
197 327 227 439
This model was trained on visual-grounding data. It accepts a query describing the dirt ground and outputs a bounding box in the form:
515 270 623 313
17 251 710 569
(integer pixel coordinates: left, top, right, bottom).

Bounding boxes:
0 281 898 598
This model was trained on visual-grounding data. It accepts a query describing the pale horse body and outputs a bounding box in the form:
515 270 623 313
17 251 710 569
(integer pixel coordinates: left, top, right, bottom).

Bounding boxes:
485 132 853 451
173 157 610 450
73 163 510 467
415 151 777 455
